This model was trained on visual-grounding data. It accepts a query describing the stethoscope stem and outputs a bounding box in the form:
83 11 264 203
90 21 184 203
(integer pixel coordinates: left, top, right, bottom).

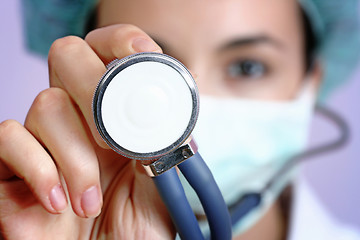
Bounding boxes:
151 151 232 240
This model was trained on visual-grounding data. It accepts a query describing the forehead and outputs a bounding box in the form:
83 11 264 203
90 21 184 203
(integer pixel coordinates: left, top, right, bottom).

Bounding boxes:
98 0 302 52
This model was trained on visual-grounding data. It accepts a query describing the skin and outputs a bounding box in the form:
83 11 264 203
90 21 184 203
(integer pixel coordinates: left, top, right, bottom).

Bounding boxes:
98 0 308 100
0 0 322 239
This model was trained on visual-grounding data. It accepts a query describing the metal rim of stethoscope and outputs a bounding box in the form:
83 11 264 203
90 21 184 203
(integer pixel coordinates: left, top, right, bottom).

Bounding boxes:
93 52 200 161
228 104 350 225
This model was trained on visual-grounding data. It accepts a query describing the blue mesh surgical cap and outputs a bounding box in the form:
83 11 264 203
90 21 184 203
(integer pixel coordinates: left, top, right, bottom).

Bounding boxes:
21 0 360 101
299 0 360 101
22 0 97 56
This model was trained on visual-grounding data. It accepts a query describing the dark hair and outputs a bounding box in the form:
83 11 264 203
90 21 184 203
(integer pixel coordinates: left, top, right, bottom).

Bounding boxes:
300 6 318 73
85 8 97 35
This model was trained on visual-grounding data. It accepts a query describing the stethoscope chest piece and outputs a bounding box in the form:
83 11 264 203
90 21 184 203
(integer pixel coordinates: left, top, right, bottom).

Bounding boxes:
93 53 232 240
93 52 199 161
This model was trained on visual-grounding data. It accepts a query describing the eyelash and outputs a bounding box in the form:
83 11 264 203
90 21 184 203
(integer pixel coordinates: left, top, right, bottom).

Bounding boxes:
226 59 268 80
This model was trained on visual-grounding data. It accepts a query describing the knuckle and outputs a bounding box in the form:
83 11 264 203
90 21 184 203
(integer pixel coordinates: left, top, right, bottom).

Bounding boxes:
30 161 54 183
26 162 58 193
109 24 143 50
66 159 99 184
85 23 139 42
0 120 22 145
48 36 85 63
113 23 140 34
32 88 70 116
110 24 139 42
73 162 95 178
48 36 89 88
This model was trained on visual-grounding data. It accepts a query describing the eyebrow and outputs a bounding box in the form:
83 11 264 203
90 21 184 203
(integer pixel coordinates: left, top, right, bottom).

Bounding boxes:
219 35 284 52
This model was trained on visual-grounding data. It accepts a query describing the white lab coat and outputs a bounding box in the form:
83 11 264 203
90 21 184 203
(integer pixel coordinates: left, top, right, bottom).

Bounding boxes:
288 173 360 240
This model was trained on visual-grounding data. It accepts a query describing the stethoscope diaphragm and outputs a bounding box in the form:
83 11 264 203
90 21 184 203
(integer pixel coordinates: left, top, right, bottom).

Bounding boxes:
93 52 199 161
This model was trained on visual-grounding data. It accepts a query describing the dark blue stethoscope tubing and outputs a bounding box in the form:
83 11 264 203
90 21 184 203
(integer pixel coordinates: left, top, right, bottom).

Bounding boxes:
153 152 232 240
178 152 232 240
152 167 204 240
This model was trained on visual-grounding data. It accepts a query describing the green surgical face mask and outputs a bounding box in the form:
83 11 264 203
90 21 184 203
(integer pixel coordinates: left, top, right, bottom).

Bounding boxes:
180 83 315 235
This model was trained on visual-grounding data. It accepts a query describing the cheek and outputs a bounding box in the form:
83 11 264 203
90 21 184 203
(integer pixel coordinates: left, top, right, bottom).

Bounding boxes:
276 50 306 99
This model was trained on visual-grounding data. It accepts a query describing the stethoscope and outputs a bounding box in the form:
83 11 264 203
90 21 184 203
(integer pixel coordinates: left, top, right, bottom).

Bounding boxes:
93 52 232 240
92 52 349 239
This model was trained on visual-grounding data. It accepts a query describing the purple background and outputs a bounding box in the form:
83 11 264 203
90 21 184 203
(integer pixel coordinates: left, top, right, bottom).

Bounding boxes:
1 0 359 230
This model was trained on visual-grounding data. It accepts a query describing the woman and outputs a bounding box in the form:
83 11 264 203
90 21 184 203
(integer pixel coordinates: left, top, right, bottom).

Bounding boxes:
0 0 359 239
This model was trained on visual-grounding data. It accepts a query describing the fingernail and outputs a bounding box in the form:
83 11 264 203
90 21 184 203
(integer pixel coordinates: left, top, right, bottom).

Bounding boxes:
49 184 67 213
132 38 162 53
81 186 102 218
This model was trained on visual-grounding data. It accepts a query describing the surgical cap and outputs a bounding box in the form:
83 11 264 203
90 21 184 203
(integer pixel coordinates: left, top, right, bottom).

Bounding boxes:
21 0 360 101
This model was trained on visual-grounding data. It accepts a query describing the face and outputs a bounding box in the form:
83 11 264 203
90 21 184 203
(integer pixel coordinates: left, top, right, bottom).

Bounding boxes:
97 2 315 238
97 0 309 100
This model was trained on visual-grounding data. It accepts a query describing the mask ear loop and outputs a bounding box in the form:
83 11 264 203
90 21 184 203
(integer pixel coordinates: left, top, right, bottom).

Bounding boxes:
229 104 350 226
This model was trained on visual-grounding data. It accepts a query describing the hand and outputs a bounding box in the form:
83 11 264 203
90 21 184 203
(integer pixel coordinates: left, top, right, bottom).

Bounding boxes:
0 24 174 239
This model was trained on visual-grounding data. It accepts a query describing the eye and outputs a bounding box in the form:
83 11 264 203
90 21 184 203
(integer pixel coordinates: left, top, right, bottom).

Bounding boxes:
227 60 266 79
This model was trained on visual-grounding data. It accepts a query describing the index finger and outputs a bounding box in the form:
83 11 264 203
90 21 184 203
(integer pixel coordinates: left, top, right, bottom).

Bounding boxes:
85 24 162 64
